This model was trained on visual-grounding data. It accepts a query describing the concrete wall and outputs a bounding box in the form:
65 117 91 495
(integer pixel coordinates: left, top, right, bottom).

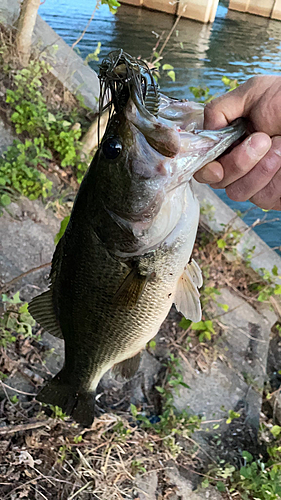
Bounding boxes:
229 0 281 19
120 0 220 22
272 0 281 19
1 3 100 114
248 0 275 17
143 0 177 15
177 0 218 22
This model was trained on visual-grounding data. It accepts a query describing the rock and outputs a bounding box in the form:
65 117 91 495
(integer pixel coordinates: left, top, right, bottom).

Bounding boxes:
0 371 36 402
0 0 20 25
171 287 271 468
173 288 270 429
0 198 60 302
165 465 224 500
40 332 64 375
130 351 162 406
0 117 17 154
193 182 281 288
134 470 158 500
32 16 100 113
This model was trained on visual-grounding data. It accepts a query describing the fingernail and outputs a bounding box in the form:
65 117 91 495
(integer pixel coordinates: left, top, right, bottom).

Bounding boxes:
198 164 223 183
246 133 271 157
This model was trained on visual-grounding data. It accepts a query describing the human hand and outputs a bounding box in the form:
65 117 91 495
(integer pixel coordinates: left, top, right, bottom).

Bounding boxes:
194 76 281 210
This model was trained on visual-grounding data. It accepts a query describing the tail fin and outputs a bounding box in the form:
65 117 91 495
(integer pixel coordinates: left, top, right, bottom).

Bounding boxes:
37 371 95 427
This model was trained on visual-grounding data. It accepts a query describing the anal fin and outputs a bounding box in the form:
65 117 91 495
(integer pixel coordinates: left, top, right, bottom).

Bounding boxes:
112 352 141 379
28 289 63 339
174 259 203 323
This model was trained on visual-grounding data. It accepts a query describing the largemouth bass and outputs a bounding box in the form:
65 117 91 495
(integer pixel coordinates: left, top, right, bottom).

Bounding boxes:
29 51 245 426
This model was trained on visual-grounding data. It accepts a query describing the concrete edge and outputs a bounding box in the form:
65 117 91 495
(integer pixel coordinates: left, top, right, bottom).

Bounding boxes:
193 181 281 285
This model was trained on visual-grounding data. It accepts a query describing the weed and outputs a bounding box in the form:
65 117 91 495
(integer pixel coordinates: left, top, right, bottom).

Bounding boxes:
131 459 147 475
131 354 202 457
0 292 36 347
49 404 68 421
0 54 89 207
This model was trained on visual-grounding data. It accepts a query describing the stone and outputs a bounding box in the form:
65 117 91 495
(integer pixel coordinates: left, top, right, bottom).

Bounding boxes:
0 198 60 302
0 117 17 154
0 371 36 402
130 351 162 405
0 0 20 25
165 465 224 500
171 287 271 467
134 470 158 500
32 16 100 113
193 181 281 287
40 332 64 375
173 288 270 429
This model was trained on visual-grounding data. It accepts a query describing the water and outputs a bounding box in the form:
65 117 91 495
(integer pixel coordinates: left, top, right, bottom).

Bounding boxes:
39 0 281 254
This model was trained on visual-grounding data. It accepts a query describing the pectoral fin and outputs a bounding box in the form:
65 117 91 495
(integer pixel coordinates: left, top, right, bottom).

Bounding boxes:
174 259 203 323
28 289 63 339
114 267 148 308
112 352 141 379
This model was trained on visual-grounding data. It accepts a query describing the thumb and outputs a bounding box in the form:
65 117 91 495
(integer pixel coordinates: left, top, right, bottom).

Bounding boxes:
204 87 247 130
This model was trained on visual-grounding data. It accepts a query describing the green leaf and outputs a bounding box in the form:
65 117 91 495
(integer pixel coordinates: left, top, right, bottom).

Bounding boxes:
217 481 226 492
1 193 11 206
18 302 29 314
162 63 174 71
191 321 205 331
47 112 56 123
217 238 226 249
218 303 229 312
130 403 138 417
271 425 281 438
148 339 156 349
179 318 192 330
272 265 279 276
242 450 253 462
54 215 70 245
167 70 175 82
274 285 281 295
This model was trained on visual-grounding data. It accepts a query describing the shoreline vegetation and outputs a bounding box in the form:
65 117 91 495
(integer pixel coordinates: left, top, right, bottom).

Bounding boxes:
1 6 281 499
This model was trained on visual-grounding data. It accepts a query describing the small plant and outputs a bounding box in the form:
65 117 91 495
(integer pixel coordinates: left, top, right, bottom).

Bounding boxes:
131 459 147 475
0 292 36 347
0 139 53 205
1 56 90 207
131 354 202 457
190 319 216 343
49 404 67 421
205 449 281 499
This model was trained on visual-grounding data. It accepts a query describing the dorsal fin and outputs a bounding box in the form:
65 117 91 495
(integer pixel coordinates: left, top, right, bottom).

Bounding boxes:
28 238 64 339
28 288 63 339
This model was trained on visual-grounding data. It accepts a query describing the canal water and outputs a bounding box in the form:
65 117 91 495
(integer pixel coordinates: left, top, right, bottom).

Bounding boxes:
39 0 281 254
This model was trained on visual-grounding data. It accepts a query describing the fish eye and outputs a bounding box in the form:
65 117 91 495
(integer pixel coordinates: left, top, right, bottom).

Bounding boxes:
102 137 122 159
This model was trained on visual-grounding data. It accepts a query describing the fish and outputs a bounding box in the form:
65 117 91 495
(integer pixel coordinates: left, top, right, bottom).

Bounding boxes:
28 51 246 426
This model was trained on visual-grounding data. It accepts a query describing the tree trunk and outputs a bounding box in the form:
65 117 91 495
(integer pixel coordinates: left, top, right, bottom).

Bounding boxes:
15 0 40 67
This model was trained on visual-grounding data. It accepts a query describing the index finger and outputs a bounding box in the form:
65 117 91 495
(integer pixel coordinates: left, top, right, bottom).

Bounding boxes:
204 88 247 130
